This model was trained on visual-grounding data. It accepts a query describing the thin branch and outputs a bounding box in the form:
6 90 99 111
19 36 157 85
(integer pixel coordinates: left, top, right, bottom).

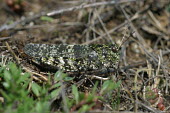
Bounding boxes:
0 36 12 41
0 0 136 32
83 14 138 44
5 42 20 64
47 0 136 16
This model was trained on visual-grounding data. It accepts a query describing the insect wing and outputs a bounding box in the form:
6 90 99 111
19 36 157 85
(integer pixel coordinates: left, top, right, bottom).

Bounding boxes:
24 43 94 58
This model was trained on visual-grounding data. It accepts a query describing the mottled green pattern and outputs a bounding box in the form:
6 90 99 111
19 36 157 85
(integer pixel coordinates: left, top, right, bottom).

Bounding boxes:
24 43 120 72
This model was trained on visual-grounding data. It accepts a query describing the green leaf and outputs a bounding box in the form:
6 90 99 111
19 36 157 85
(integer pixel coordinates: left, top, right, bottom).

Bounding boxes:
78 104 94 113
101 80 121 94
40 16 54 22
4 70 12 81
9 63 20 76
18 73 30 84
54 71 64 80
52 82 61 89
72 85 79 104
101 80 110 92
35 102 50 113
64 76 74 81
115 80 121 88
32 82 41 97
166 4 170 12
0 67 5 74
86 94 94 102
92 81 98 95
50 88 61 99
2 82 10 88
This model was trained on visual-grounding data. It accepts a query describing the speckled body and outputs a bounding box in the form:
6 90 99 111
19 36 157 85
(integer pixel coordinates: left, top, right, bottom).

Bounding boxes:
24 43 120 72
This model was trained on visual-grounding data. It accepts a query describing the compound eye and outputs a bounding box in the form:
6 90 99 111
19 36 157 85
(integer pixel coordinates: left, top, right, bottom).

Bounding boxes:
112 46 118 52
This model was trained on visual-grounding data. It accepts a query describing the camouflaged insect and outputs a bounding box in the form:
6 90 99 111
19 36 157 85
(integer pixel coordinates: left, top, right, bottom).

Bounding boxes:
24 43 120 72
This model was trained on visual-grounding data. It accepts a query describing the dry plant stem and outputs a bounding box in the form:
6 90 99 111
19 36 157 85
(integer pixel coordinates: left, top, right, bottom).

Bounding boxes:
1 55 8 66
5 42 47 82
147 10 167 33
120 5 169 79
0 0 136 32
95 8 115 44
85 6 95 42
89 26 103 36
83 2 150 44
83 21 128 44
144 75 166 86
89 75 110 80
153 55 161 88
0 12 46 32
47 0 136 16
120 5 161 68
122 95 163 113
5 42 20 64
83 12 139 44
13 22 84 31
119 5 146 47
134 70 139 113
103 103 113 111
23 66 48 81
90 6 104 41
0 37 12 41
6 41 48 81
